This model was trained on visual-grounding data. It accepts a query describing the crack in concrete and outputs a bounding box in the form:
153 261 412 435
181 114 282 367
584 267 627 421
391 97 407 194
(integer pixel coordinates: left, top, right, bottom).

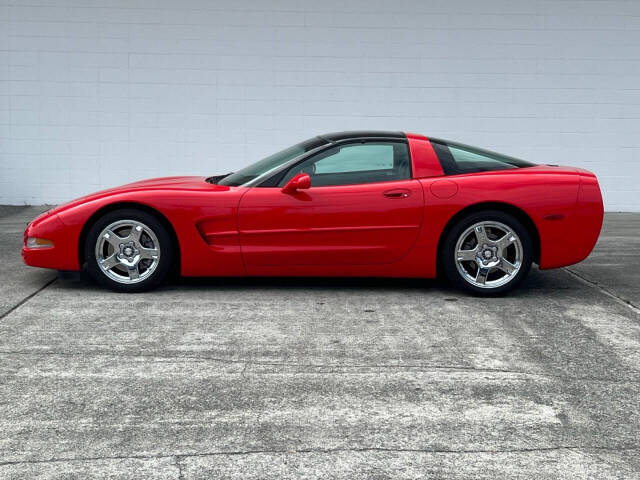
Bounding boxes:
0 349 638 384
0 277 57 322
565 267 640 315
240 361 249 379
174 455 185 480
1 445 638 467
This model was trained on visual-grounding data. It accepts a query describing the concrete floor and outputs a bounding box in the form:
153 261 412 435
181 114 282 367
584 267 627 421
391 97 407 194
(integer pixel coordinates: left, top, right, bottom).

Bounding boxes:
0 206 638 479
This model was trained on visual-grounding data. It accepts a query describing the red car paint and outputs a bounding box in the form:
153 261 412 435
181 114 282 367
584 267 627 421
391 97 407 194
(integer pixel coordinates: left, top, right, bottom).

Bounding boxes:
22 133 604 278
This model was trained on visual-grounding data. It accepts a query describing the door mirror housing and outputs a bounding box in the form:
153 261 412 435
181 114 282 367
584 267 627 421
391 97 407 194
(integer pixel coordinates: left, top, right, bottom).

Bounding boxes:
282 173 311 193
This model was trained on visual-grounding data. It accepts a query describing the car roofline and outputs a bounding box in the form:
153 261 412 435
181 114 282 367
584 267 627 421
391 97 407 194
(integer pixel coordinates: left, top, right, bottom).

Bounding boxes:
318 131 406 143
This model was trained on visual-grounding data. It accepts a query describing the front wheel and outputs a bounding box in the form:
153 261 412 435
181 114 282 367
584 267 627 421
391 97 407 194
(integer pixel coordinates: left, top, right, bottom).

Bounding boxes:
441 210 533 296
85 209 174 292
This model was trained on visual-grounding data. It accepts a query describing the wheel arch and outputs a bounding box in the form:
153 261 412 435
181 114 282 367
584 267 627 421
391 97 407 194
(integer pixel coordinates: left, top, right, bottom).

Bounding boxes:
78 201 181 274
436 202 541 276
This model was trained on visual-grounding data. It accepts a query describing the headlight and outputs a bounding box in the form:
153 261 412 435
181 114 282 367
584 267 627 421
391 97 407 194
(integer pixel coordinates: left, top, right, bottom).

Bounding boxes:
26 237 54 249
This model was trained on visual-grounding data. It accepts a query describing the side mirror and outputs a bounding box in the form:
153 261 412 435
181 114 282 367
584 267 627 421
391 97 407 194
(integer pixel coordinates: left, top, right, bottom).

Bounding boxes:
281 173 311 193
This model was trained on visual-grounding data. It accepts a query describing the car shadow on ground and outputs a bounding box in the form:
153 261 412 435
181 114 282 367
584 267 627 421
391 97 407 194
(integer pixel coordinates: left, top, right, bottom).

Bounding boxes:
55 266 569 298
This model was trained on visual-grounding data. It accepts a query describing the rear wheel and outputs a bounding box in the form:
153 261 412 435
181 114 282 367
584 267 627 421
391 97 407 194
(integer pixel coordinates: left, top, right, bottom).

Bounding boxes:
441 210 533 296
85 209 173 292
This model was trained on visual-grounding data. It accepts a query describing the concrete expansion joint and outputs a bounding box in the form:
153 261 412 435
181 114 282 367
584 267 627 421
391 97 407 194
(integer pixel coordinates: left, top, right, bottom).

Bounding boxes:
1 445 639 467
0 277 57 322
0 349 639 385
565 267 640 315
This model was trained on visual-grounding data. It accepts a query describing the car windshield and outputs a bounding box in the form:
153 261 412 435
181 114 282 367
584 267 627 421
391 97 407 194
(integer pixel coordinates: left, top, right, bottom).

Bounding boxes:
217 137 328 186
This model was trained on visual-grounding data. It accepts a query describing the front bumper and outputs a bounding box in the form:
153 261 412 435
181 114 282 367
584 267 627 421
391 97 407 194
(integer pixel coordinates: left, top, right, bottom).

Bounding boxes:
22 212 81 271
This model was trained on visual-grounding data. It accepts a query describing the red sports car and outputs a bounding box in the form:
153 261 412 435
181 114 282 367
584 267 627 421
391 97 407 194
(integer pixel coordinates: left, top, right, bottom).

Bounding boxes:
22 131 603 295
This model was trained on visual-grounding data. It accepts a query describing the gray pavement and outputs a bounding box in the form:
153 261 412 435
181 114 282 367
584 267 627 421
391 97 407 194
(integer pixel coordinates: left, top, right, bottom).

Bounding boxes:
0 206 638 479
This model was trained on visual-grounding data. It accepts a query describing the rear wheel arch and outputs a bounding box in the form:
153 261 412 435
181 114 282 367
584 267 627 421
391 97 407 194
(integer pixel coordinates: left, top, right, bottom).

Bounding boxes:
436 202 540 276
78 202 181 274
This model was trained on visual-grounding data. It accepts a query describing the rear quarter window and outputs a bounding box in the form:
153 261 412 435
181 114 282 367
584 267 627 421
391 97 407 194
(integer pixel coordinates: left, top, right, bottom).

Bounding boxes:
430 139 536 175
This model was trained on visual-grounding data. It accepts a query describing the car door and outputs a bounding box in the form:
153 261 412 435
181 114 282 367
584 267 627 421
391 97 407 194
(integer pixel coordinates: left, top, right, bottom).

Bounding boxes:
237 140 424 269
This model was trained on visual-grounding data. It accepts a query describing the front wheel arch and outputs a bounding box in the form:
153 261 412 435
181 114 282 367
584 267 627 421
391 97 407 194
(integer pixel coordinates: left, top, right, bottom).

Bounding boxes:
78 202 181 275
436 202 540 278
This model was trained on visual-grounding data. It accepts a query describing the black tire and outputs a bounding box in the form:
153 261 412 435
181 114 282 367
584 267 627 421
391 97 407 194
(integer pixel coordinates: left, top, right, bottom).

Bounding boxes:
441 210 533 296
85 208 174 292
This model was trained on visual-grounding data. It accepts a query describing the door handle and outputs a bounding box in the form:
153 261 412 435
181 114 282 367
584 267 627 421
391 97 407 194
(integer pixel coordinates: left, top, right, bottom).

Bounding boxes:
383 189 411 199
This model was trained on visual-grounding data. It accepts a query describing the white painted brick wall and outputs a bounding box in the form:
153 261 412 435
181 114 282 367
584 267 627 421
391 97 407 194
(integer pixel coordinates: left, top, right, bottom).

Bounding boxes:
1 0 639 210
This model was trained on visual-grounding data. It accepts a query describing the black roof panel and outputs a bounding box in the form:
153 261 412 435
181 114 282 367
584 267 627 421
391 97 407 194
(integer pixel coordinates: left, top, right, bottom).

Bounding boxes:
319 131 405 142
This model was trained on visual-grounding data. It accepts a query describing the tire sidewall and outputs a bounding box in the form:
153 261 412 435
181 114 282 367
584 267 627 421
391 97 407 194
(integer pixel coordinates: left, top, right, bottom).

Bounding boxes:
85 209 173 292
442 210 533 296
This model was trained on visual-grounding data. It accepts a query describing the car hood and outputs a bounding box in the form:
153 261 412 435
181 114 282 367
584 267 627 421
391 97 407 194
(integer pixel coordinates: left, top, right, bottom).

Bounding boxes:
44 176 231 218
75 175 230 200
117 175 222 190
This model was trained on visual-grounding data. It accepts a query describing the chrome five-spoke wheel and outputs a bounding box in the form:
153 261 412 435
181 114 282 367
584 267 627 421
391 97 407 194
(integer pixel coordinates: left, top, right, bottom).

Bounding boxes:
441 210 533 296
455 221 523 289
95 220 161 284
86 208 173 292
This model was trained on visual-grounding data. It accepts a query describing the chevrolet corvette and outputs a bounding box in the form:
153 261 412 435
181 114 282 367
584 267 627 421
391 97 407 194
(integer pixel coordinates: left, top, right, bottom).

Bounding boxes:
22 131 604 295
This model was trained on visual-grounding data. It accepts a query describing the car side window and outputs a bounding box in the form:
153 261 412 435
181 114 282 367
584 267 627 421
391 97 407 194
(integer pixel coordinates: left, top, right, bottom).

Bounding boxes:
431 140 535 175
448 145 520 173
278 141 411 187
